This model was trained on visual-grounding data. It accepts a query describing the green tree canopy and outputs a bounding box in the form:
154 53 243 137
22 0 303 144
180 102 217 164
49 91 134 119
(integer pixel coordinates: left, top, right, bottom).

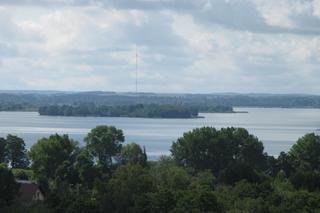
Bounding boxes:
118 143 147 166
6 135 29 168
171 127 265 176
103 164 153 212
85 125 124 169
289 133 320 171
146 163 219 213
0 138 7 164
74 148 96 188
285 134 320 190
28 134 78 188
0 164 19 207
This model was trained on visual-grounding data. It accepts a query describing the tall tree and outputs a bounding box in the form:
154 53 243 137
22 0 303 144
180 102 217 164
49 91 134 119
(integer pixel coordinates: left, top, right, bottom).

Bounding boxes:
0 164 19 207
85 125 124 169
118 143 147 166
288 133 320 190
171 127 265 176
74 148 96 188
29 134 78 188
105 164 153 212
0 137 7 163
289 133 320 171
6 135 29 168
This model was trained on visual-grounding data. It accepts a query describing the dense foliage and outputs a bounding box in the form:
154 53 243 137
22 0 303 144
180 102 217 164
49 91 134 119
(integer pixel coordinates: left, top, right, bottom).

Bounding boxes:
1 126 320 212
38 104 200 118
197 105 234 113
2 91 320 112
0 135 29 169
171 127 265 175
0 164 20 207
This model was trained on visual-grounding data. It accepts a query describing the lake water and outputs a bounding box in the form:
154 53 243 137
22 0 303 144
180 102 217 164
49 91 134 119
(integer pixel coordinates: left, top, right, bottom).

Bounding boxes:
0 107 319 159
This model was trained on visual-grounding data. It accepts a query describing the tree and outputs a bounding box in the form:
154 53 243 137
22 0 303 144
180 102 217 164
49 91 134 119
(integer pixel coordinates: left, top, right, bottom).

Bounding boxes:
175 180 219 212
287 133 320 190
0 164 19 207
276 152 294 176
146 163 192 213
146 164 219 213
289 133 320 171
29 134 78 189
12 168 32 180
235 128 265 168
74 148 96 188
0 137 7 163
118 143 147 166
214 180 271 212
85 126 124 169
102 164 153 212
171 127 265 177
218 162 262 184
6 135 29 168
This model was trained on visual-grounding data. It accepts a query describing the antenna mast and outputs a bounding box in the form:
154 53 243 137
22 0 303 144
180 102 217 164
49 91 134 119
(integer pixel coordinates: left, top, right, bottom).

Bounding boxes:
135 46 138 94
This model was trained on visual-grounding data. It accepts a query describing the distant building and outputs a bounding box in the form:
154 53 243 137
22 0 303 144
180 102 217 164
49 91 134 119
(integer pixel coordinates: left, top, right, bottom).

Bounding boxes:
16 180 45 205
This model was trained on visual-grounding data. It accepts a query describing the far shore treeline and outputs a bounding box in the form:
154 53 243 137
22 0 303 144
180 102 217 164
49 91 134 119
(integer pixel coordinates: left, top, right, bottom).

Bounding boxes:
2 126 320 212
38 104 200 118
38 104 234 118
2 92 320 113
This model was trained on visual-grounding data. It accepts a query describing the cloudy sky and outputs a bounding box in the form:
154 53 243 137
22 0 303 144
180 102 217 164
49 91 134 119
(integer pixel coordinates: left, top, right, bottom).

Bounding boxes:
0 0 320 93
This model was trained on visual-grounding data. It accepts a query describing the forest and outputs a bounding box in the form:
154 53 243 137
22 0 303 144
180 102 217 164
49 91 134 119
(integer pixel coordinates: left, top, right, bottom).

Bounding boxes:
1 126 320 212
38 104 200 118
2 91 320 112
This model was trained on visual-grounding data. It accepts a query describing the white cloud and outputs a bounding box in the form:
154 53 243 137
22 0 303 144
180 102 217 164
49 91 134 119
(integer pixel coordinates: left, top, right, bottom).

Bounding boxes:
13 7 146 53
313 0 320 17
254 0 295 28
24 75 110 91
0 1 320 93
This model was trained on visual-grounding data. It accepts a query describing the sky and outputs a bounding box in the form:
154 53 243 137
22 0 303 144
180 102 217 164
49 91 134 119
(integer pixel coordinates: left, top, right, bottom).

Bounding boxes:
0 0 320 94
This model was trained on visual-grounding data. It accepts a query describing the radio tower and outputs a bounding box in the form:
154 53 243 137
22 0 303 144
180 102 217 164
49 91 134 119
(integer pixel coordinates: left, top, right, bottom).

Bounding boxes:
135 46 138 95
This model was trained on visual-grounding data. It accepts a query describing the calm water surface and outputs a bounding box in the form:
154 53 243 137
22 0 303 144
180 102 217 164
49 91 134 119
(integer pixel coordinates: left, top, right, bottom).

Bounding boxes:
0 107 319 159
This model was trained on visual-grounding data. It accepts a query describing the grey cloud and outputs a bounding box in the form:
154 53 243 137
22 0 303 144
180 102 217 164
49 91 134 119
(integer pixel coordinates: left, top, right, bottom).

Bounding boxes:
0 0 320 93
0 0 202 9
291 13 320 32
114 0 320 35
191 0 320 35
1 0 320 35
0 12 19 40
0 0 91 6
62 11 191 69
0 43 18 57
104 0 202 10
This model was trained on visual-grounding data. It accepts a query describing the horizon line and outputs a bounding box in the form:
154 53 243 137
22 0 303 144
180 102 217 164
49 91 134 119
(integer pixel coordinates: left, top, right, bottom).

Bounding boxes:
0 89 319 96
